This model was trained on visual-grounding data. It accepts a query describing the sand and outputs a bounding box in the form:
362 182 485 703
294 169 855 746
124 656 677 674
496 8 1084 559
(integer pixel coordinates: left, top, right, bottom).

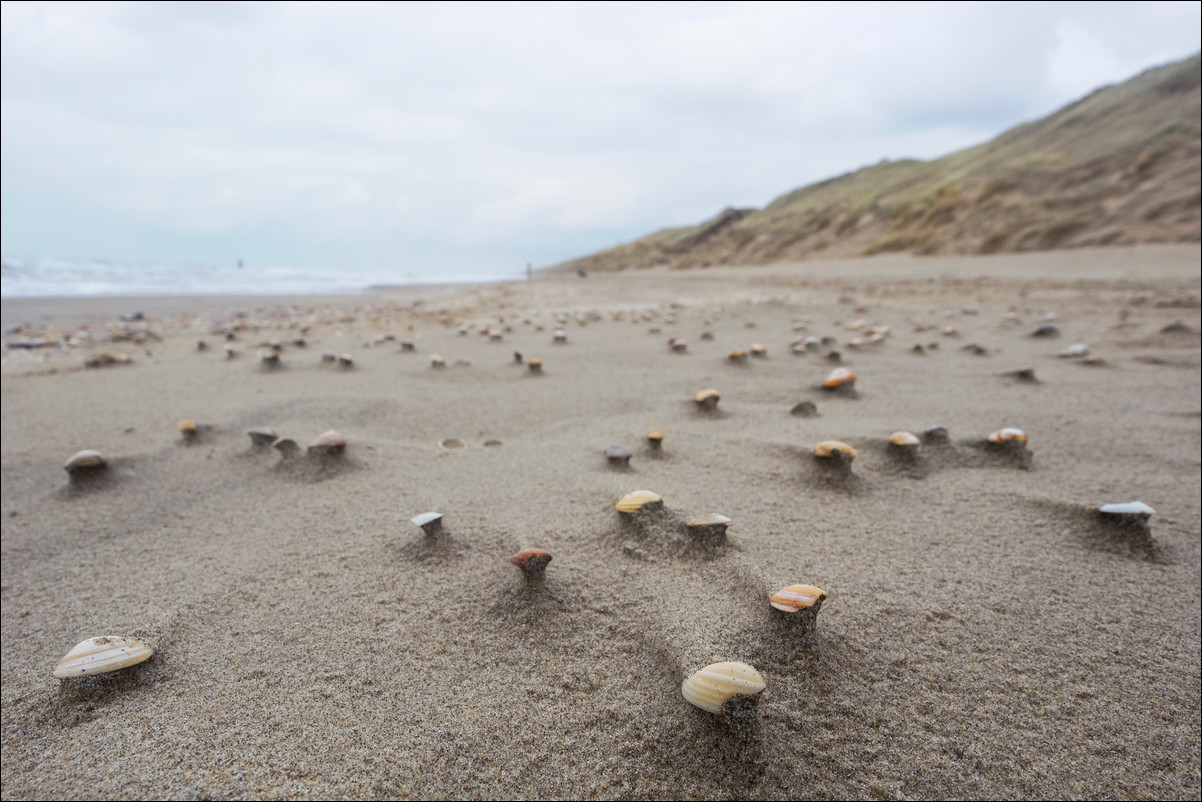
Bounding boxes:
2 244 1199 800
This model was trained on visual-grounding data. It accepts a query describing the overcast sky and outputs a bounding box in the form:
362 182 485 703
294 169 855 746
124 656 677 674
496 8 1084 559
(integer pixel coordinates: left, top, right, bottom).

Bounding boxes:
2 1 1199 280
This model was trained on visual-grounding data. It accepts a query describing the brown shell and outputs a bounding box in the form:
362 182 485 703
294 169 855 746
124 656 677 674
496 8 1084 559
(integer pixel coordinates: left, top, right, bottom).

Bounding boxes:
509 548 553 572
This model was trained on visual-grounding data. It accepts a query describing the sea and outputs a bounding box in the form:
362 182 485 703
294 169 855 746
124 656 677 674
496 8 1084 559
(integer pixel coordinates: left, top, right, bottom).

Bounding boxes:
0 256 515 298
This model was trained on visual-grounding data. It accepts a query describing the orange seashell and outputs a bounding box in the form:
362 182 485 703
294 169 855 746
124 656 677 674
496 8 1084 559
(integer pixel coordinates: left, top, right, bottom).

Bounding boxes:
889 431 920 447
823 367 857 388
646 428 665 442
987 428 1027 444
814 440 857 458
769 584 828 613
694 389 720 409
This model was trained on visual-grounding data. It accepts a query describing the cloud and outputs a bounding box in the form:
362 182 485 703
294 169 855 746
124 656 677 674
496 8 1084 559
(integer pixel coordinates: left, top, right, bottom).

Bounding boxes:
2 1 1199 277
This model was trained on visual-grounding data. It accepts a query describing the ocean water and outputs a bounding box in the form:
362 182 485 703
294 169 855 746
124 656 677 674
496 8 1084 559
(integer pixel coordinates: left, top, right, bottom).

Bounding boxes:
0 256 509 298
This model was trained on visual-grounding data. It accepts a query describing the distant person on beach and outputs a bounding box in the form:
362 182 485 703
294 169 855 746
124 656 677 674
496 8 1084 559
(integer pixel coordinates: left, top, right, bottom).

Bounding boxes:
577 269 587 279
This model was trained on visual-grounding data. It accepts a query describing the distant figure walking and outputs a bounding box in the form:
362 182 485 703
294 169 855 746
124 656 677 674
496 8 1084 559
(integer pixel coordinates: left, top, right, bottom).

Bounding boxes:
526 261 533 281
577 269 587 279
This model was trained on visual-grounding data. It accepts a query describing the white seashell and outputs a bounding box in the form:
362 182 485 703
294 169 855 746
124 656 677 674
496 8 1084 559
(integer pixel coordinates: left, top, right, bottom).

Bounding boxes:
1099 501 1155 516
411 511 444 534
681 661 766 714
53 635 153 678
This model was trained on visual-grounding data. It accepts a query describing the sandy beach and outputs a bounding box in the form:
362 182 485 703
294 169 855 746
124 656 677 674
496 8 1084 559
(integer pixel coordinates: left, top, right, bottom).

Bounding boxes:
1 245 1199 800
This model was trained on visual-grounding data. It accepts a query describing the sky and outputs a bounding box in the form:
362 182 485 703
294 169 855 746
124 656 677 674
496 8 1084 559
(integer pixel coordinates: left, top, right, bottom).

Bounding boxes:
2 1 1200 282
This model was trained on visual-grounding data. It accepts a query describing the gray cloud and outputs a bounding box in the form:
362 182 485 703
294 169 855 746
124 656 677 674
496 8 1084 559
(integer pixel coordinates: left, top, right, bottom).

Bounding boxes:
2 1 1199 279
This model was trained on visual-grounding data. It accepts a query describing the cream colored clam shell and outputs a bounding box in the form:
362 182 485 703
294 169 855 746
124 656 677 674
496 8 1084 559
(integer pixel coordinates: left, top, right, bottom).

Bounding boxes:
616 490 662 513
889 431 920 447
988 427 1027 444
681 661 766 714
1099 501 1155 516
53 636 153 678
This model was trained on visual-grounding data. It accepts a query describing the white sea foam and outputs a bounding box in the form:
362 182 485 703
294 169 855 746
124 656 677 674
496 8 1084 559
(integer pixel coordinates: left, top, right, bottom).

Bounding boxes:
0 256 509 297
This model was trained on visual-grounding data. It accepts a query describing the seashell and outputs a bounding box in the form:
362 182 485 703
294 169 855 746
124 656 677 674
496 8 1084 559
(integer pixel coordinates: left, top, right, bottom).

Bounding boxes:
430 354 446 368
1031 324 1060 338
412 511 444 535
922 425 949 444
615 490 663 513
889 431 920 447
337 353 354 368
509 548 553 575
307 430 347 457
728 349 749 363
790 400 818 417
769 584 828 613
553 329 567 343
606 444 632 464
987 427 1027 445
64 449 107 474
439 437 465 450
750 344 766 357
845 319 866 331
401 340 416 352
1099 501 1154 519
178 420 198 441
687 513 731 545
53 635 153 679
694 389 720 410
273 437 300 458
668 337 687 352
848 337 864 349
814 440 857 459
646 428 665 448
527 358 543 374
823 367 856 388
1008 367 1037 382
1059 343 1089 359
1082 354 1104 365
681 661 766 714
246 427 276 447
942 325 958 336
260 350 281 367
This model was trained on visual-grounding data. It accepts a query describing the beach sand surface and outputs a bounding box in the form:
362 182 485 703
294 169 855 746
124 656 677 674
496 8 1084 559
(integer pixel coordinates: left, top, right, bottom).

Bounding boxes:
2 245 1199 800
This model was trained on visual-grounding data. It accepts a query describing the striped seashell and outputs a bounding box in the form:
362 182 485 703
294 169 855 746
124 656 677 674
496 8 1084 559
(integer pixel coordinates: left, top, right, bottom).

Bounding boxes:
615 490 663 513
53 636 153 679
681 661 766 714
769 584 828 613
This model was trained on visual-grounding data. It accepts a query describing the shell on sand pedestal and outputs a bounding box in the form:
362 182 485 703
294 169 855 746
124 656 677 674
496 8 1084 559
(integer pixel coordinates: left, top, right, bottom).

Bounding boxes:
616 490 663 513
64 450 107 474
823 367 856 388
681 661 766 714
814 440 857 459
987 427 1027 445
1099 501 1155 519
769 584 828 613
307 430 347 457
694 389 720 409
53 636 153 679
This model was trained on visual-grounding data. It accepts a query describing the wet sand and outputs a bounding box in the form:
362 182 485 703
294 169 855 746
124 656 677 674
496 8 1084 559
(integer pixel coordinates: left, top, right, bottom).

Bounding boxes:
2 244 1199 800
